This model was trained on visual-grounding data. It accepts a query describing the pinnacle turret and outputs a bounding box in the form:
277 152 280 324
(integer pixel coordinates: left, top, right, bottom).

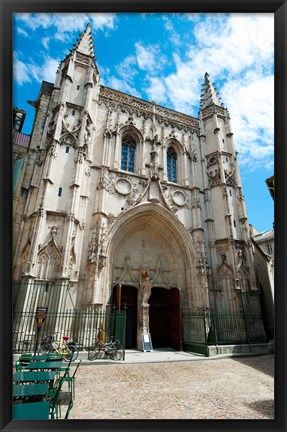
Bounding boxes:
200 72 224 110
72 23 95 57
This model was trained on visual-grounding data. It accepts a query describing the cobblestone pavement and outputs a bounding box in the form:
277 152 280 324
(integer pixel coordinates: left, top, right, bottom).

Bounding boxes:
68 354 274 420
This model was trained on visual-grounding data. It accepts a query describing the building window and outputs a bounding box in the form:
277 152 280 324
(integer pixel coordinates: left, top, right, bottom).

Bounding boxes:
72 110 75 116
233 220 236 227
167 147 177 183
121 134 136 172
229 190 232 196
66 147 70 153
266 243 273 254
58 187 62 197
77 85 80 90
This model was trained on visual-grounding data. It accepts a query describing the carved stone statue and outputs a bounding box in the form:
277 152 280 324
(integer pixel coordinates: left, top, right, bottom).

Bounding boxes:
142 277 152 306
141 267 152 306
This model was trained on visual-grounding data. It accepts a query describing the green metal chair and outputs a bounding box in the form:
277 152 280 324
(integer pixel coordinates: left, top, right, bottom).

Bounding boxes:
48 357 73 419
13 400 50 419
62 359 82 399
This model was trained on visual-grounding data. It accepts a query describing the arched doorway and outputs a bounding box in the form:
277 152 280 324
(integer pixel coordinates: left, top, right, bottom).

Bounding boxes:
106 203 197 351
149 287 181 350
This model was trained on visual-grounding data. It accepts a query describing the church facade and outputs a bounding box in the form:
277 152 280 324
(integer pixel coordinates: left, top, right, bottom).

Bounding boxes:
13 24 262 350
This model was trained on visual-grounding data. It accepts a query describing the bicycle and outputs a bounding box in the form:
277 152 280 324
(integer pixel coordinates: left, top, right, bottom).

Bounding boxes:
88 330 123 361
40 335 79 362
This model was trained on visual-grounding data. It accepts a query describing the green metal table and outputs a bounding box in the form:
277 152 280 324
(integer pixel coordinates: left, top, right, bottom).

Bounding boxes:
13 383 49 398
24 361 63 371
13 371 57 384
21 354 63 362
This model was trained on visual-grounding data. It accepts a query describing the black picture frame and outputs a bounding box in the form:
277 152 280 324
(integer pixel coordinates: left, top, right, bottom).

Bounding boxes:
1 1 286 432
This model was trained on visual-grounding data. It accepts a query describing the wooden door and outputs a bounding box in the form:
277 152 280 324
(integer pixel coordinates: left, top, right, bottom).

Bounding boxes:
149 287 181 349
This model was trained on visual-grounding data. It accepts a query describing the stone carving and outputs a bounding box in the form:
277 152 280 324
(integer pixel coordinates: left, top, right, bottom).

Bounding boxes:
140 267 152 306
97 168 115 193
160 184 178 213
36 149 46 166
87 221 107 268
185 145 197 162
237 187 244 200
115 177 132 196
85 161 91 176
48 141 58 158
172 190 187 207
195 240 211 275
37 204 45 217
76 52 90 65
59 118 81 148
224 168 236 187
204 189 210 202
67 212 76 223
84 120 92 145
145 149 163 180
191 189 201 209
107 213 116 226
99 87 199 132
206 154 221 188
74 146 87 164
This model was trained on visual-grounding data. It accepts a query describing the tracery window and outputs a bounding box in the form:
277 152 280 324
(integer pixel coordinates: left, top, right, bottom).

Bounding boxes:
167 147 177 182
121 134 136 173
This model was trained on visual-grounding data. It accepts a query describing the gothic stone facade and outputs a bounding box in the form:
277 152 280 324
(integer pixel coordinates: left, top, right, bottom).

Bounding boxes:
13 24 258 349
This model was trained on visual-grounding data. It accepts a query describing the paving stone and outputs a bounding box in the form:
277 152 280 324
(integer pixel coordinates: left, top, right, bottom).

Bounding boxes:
68 354 274 420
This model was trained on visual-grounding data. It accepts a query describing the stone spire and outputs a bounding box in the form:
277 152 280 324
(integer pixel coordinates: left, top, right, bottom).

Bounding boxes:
73 23 95 57
200 72 224 109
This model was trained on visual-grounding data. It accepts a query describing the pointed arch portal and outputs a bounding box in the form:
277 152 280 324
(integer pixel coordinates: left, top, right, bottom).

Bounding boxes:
108 203 196 350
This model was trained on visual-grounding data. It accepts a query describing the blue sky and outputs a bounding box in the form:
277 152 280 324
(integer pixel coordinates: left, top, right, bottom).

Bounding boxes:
13 12 274 232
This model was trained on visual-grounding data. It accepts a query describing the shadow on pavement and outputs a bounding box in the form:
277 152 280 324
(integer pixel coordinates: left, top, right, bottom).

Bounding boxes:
232 354 274 378
245 399 274 419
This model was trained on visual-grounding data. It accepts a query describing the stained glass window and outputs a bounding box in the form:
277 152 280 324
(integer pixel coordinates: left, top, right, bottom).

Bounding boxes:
167 147 177 182
121 134 136 172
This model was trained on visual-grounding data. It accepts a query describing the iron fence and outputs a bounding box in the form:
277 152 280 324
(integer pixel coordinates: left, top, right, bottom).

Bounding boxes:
182 309 267 350
13 306 126 356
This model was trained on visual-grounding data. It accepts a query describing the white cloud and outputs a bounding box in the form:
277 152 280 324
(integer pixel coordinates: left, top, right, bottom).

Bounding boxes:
16 12 117 40
222 74 274 169
41 37 50 50
17 27 28 37
13 53 31 85
41 57 59 83
116 55 138 81
13 52 59 85
135 43 166 74
142 13 274 171
145 77 167 104
106 77 141 98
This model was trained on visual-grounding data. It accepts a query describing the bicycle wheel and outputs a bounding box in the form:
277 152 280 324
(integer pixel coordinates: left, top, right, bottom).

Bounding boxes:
88 342 101 361
110 349 123 361
63 343 79 362
88 342 100 360
39 342 51 354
